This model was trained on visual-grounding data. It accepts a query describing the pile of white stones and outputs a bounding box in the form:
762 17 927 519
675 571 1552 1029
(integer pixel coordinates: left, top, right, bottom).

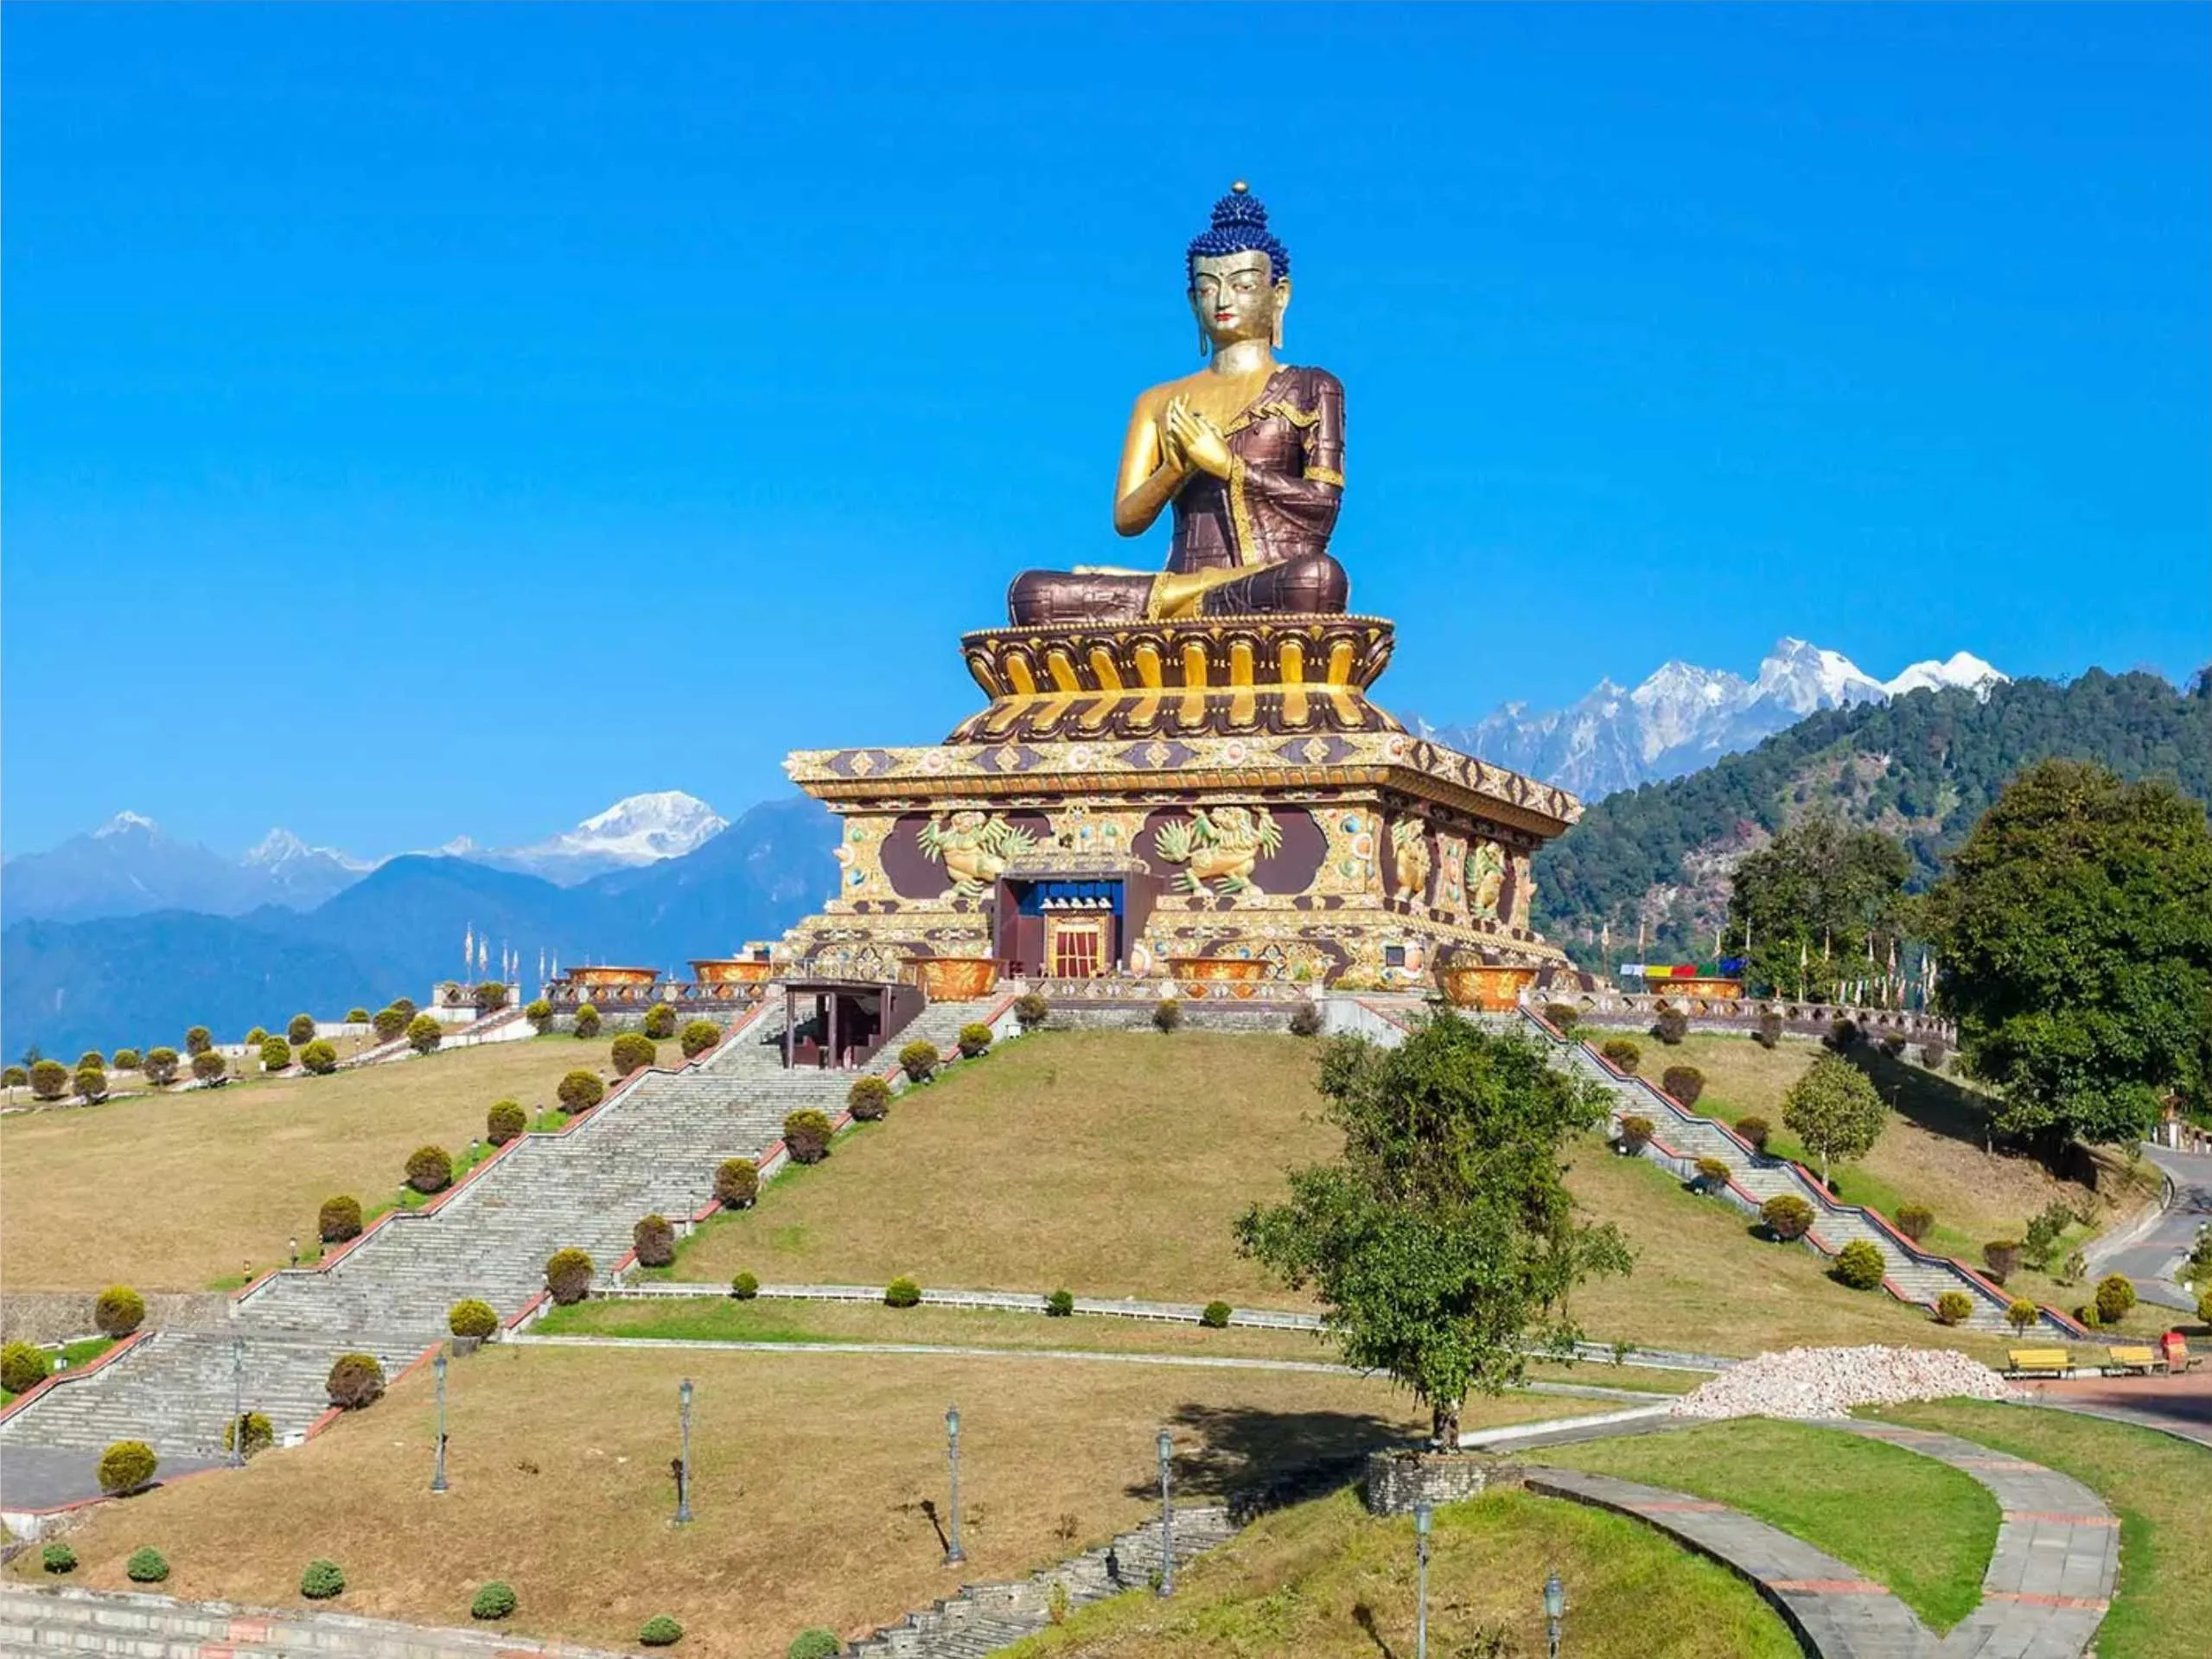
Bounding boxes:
1672 1344 2016 1420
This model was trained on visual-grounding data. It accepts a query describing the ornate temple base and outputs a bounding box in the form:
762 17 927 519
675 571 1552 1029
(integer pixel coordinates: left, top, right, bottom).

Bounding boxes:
775 620 1582 997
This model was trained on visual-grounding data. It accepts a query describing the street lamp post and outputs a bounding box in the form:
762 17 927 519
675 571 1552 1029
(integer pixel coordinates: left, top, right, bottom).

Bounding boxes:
1544 1570 1566 1658
230 1337 245 1468
944 1405 965 1565
675 1378 693 1524
430 1352 449 1492
1156 1429 1175 1596
1414 1503 1432 1659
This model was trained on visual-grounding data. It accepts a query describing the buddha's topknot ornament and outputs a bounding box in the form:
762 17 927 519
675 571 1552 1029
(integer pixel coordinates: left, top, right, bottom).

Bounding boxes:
1187 180 1289 282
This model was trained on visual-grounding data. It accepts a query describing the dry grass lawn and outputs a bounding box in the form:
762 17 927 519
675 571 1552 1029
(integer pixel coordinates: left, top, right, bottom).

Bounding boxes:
672 1031 1339 1306
0 1037 670 1292
13 1343 1591 1655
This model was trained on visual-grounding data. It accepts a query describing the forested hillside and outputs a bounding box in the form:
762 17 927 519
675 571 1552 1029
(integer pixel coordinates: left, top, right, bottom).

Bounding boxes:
1533 668 2211 962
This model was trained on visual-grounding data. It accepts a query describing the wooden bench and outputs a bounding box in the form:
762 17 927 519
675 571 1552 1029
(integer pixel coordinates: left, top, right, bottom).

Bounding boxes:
2104 1345 2161 1376
2006 1347 2072 1378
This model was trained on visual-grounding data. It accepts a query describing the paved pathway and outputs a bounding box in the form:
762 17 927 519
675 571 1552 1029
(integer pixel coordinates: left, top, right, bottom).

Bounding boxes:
0 1445 226 1519
2011 1367 2212 1448
2088 1144 2210 1311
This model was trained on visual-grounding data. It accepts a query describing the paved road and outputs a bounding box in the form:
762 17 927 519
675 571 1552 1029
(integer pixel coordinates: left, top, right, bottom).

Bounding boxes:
2095 1144 2211 1311
0 1444 226 1516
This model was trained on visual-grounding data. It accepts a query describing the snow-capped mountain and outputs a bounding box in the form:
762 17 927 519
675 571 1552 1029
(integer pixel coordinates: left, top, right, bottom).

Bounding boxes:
1425 639 2007 799
473 792 731 885
3 814 372 925
241 829 376 909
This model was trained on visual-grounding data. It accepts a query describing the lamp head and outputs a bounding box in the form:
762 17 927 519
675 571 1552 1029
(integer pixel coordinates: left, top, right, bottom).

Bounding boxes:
679 1377 693 1407
946 1404 960 1438
1157 1428 1173 1463
1414 1501 1431 1536
434 1351 447 1379
1544 1572 1566 1618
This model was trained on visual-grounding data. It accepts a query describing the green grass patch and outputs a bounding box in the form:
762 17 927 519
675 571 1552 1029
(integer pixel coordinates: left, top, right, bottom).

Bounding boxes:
1 1336 115 1404
1004 1484 1800 1658
1536 1416 1998 1631
1871 1401 2212 1659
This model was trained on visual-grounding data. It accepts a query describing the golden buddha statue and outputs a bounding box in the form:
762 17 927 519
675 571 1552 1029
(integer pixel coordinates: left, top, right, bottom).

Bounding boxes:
1006 184 1348 626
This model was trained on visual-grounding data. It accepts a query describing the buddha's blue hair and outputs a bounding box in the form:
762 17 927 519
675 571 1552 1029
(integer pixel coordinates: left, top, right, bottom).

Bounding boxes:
1187 185 1289 284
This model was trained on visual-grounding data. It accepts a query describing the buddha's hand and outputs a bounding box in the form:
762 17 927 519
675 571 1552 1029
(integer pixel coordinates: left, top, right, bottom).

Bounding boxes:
1165 399 1233 479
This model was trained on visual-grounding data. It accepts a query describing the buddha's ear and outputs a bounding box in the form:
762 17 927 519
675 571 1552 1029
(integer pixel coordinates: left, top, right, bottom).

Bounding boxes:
1272 278 1291 349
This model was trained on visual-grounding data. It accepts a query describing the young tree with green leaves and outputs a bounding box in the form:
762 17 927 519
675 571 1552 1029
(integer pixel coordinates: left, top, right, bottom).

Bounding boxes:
1781 1053 1889 1187
1236 1014 1631 1446
1725 812 1910 999
1926 759 2212 1150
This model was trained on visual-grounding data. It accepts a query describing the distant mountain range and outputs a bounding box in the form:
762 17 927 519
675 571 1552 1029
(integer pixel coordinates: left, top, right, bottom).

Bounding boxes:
1 797 838 1058
1421 639 2005 799
0 791 733 928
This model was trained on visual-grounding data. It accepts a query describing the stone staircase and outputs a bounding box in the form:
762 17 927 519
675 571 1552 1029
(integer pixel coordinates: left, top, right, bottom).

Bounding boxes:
0 996 1012 1465
1518 1013 2076 1336
847 1504 1238 1658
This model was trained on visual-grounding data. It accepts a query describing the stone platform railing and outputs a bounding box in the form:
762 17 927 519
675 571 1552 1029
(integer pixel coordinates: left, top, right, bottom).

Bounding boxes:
1533 991 1954 1045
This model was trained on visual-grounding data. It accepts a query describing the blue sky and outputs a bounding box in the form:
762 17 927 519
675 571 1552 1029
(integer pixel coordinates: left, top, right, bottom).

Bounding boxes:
6 4 2206 858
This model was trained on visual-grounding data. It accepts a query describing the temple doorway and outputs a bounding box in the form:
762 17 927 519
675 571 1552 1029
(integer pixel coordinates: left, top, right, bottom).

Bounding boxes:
1047 914 1110 979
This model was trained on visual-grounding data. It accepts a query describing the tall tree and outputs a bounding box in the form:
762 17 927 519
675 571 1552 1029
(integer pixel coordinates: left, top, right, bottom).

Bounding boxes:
1926 758 2212 1148
1236 1015 1631 1446
1725 812 1910 998
1781 1053 1890 1186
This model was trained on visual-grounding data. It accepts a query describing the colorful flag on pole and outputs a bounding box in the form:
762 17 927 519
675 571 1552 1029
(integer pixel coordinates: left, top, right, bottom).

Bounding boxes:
464 923 474 973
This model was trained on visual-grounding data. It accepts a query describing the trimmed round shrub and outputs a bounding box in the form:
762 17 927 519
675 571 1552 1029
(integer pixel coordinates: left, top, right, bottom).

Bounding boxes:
1754 1011 1783 1050
782 1108 833 1164
573 1004 602 1038
405 1145 455 1195
486 1099 527 1145
1826 1017 1859 1051
634 1214 676 1269
897 1038 940 1083
347 1007 370 1023
124 1547 169 1582
1982 1240 2022 1285
185 1025 214 1056
1895 1203 1935 1243
112 1048 143 1072
610 1032 658 1076
1692 1156 1731 1192
1661 1065 1705 1107
846 1075 891 1121
1833 1239 1888 1291
1542 1001 1580 1033
2196 1284 2212 1328
1152 998 1183 1034
2094 1273 2138 1324
245 1027 268 1046
29 1059 70 1100
1013 992 1049 1030
326 1352 386 1410
191 1050 230 1085
1652 1008 1689 1046
1288 1001 1323 1037
373 1006 409 1041
73 1067 109 1103
78 1050 107 1071
141 1048 181 1086
787 1633 839 1659
319 1194 364 1244
2076 1303 2105 1330
1616 1114 1654 1152
287 1013 316 1046
1045 1288 1075 1318
2006 1298 2041 1335
526 998 555 1032
301 1559 345 1599
731 1271 760 1300
1883 1034 1909 1059
1200 1300 1233 1329
300 1039 339 1075
1735 1114 1771 1152
449 1298 500 1340
95 1285 146 1337
714 1158 759 1209
680 1019 722 1059
475 980 510 1014
3 1340 53 1395
224 1411 274 1457
884 1276 922 1308
41 1541 76 1574
471 1582 518 1621
3 1065 27 1088
1934 1290 1975 1327
641 1616 683 1647
391 999 417 1021
1919 1040 1948 1071
545 1247 595 1305
1599 1038 1641 1075
558 1069 606 1113
1762 1195 1814 1241
405 1013 443 1054
99 1440 158 1496
642 1002 678 1040
956 1022 993 1058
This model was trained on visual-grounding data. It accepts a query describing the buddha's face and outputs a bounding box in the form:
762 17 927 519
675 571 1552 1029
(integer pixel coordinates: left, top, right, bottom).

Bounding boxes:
1190 251 1287 351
